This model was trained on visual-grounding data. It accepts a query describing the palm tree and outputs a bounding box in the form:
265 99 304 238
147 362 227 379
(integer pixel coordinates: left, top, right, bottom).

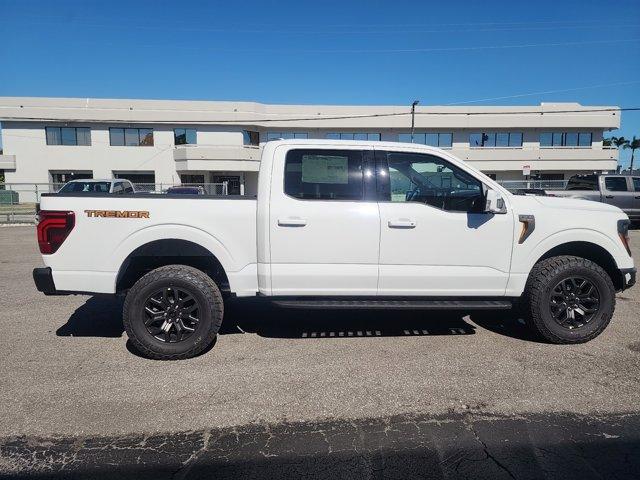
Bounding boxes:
623 136 640 172
611 136 629 149
603 137 612 147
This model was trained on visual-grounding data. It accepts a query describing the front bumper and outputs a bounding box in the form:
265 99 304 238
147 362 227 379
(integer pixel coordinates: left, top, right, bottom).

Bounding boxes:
33 267 59 295
620 267 637 291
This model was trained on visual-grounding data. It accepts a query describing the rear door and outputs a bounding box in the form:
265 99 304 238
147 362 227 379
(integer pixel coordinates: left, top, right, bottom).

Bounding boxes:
602 176 634 212
375 149 514 296
268 145 380 295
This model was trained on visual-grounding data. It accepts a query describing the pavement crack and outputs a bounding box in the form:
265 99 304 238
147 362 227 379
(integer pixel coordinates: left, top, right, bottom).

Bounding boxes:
463 413 518 480
171 429 211 480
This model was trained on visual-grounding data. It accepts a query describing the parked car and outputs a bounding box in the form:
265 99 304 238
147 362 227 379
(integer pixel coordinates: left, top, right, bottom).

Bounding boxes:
513 188 548 196
34 140 635 359
545 174 640 221
165 186 205 195
58 179 136 195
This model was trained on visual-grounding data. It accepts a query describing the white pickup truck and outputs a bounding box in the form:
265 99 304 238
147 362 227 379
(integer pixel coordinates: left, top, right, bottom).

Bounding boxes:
34 140 636 359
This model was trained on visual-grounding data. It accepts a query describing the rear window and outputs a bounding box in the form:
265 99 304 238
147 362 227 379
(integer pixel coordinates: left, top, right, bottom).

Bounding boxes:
566 175 598 191
59 181 111 193
604 177 628 192
284 149 364 200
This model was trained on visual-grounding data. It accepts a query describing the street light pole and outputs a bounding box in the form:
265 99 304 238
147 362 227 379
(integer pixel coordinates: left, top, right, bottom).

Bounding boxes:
410 100 420 143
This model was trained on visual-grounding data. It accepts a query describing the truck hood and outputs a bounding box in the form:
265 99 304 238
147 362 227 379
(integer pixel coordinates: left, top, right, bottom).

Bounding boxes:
509 194 624 215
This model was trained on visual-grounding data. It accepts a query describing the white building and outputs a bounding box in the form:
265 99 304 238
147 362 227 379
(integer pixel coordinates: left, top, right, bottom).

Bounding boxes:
0 96 620 197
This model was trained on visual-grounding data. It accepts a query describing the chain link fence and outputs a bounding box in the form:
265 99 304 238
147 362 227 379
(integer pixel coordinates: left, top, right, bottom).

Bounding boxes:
0 182 228 224
0 179 569 224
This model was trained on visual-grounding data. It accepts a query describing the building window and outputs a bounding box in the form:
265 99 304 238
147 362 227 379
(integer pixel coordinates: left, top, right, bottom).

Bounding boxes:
45 127 91 146
398 133 453 148
266 132 309 141
470 132 522 147
326 133 381 141
243 130 260 146
174 128 197 145
284 149 364 201
109 128 154 146
540 132 592 147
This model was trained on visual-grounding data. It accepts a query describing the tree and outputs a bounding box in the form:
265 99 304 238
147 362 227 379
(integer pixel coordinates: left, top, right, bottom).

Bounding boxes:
623 136 640 172
611 136 628 149
603 137 612 147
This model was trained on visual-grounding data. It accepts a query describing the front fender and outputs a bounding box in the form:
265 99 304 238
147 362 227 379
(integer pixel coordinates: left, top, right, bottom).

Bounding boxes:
514 227 631 274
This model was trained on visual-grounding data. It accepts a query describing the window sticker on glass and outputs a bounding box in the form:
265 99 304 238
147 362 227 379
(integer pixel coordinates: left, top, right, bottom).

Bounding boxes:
301 155 349 184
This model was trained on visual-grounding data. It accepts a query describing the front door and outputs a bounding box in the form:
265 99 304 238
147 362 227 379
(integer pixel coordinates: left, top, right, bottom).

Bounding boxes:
268 146 379 295
375 149 514 296
602 176 634 212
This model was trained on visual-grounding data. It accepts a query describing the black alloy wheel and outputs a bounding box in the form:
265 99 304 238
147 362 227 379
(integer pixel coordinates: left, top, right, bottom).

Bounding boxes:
549 276 600 329
143 286 201 343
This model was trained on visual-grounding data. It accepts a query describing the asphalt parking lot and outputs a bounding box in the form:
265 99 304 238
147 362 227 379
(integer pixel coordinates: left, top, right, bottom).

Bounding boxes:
1 225 639 479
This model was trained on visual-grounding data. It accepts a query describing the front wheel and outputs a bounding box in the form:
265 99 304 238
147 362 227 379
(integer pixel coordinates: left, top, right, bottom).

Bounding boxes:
522 256 615 344
123 265 223 360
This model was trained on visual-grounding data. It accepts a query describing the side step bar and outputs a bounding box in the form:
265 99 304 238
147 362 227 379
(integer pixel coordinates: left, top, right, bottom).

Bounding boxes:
271 299 513 310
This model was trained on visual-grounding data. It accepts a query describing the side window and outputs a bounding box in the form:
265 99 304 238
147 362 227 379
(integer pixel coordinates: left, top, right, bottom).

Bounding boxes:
379 151 483 212
112 182 124 194
632 178 640 191
123 182 134 193
604 177 628 192
284 149 364 200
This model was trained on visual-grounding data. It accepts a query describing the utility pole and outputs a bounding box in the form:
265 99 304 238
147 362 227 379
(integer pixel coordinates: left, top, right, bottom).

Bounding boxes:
410 100 420 143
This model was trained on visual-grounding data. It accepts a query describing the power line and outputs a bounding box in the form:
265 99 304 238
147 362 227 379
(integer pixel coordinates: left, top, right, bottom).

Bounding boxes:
0 107 636 125
17 19 640 36
445 81 640 105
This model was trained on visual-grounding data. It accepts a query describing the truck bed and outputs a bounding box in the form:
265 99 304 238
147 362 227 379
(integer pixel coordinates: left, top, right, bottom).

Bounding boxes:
38 193 258 295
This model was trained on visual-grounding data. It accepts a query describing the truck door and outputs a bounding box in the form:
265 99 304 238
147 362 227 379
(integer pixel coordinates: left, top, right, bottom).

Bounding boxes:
268 145 380 295
375 149 514 296
631 177 640 219
602 176 634 212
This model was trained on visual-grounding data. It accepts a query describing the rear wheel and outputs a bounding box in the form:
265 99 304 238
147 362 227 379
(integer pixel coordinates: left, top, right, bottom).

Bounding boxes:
123 265 223 360
522 256 615 344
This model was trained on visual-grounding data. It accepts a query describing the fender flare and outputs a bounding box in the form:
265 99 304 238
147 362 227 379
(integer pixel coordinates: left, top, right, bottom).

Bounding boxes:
110 224 238 289
520 228 626 274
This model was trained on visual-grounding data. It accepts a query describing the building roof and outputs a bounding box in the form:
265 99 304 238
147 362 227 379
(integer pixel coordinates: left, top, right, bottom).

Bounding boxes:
0 96 620 130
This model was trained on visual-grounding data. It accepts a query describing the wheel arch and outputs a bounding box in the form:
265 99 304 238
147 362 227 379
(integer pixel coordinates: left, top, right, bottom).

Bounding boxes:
115 238 231 295
532 241 623 291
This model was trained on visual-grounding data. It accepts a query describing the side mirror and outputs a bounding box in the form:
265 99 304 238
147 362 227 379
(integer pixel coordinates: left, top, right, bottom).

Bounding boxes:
484 189 507 214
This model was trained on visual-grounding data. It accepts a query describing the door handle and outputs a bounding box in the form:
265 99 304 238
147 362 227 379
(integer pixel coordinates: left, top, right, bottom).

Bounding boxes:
605 195 614 199
388 219 416 229
277 217 307 227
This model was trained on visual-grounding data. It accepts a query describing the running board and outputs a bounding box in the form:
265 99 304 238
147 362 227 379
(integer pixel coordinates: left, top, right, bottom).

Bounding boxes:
271 299 513 310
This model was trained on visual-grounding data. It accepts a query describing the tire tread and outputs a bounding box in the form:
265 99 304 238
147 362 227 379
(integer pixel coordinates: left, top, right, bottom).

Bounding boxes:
123 265 223 360
522 255 615 344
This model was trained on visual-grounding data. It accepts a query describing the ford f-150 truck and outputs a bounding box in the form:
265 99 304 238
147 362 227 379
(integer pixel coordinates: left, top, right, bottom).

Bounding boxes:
33 140 636 359
546 174 640 221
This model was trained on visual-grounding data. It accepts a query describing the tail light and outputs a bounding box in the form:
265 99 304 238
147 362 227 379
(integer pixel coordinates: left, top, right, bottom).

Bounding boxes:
618 219 632 257
37 211 75 254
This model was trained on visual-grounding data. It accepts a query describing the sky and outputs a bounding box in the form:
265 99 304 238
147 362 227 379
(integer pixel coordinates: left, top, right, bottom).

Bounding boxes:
1 0 639 167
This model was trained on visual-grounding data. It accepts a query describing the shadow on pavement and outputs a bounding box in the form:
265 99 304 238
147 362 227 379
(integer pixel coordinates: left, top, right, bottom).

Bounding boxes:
2 411 639 479
56 295 124 338
221 298 479 339
56 296 545 344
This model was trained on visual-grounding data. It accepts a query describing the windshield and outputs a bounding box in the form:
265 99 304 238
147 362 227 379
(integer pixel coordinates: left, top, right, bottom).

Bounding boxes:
59 181 111 193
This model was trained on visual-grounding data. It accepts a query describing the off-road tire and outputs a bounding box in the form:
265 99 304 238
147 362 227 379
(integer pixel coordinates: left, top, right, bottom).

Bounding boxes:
522 255 615 344
123 265 223 360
